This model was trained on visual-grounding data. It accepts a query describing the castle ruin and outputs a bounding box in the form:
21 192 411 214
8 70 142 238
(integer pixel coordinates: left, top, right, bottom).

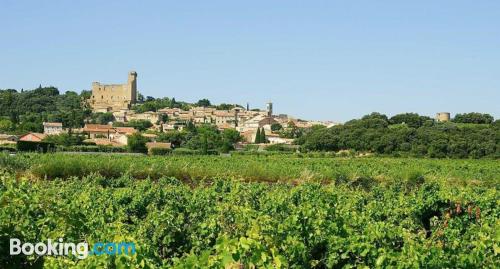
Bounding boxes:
89 71 137 112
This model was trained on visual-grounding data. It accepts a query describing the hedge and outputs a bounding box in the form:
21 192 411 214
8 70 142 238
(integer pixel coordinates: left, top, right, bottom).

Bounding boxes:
150 148 172 156
17 141 55 153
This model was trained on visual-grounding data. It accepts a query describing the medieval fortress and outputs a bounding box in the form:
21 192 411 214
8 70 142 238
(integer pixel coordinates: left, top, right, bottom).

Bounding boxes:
88 71 336 144
90 71 138 112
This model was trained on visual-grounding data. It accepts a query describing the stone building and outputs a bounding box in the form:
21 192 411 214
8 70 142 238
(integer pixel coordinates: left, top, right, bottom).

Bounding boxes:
43 122 63 135
436 112 451 122
89 71 138 112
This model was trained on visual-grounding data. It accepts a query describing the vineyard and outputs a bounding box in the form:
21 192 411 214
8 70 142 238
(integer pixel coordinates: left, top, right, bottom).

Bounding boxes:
0 153 499 268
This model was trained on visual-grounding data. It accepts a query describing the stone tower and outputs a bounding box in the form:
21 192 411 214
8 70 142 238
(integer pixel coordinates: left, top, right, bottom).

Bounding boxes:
128 71 137 103
436 112 451 122
266 102 273 117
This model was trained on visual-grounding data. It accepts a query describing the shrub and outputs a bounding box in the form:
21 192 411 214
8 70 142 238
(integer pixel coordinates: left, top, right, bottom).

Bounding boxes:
17 141 55 153
150 147 172 156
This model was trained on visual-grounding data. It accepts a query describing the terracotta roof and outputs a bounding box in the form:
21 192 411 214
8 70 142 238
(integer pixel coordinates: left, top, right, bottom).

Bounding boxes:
83 124 137 135
214 111 234 117
146 142 171 149
114 127 137 135
20 132 46 140
83 124 113 131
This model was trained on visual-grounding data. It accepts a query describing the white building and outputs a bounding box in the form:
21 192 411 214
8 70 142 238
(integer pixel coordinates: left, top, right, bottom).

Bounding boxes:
43 122 64 135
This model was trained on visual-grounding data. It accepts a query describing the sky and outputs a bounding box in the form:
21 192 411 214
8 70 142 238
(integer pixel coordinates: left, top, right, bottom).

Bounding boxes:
1 0 499 122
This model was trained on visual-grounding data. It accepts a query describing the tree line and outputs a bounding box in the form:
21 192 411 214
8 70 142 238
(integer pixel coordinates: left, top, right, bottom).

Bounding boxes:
0 87 91 134
297 112 499 158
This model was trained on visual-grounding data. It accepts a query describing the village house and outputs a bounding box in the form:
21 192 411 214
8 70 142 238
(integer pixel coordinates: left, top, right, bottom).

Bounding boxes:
266 133 294 145
0 134 18 145
43 122 64 135
82 124 137 146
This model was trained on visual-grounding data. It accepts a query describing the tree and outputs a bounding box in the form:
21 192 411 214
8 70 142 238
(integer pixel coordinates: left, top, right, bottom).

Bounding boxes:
261 128 268 144
0 119 13 132
271 123 283 132
254 128 261 144
196 99 211 107
127 133 148 153
389 113 431 128
157 113 168 124
43 133 86 146
452 113 494 124
157 130 187 148
137 93 145 103
126 120 153 131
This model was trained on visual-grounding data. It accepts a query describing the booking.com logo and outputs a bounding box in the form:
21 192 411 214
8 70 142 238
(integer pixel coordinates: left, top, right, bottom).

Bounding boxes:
10 238 136 260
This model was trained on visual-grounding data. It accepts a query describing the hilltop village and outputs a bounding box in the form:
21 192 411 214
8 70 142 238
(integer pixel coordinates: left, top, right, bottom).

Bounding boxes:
82 71 336 147
0 71 335 151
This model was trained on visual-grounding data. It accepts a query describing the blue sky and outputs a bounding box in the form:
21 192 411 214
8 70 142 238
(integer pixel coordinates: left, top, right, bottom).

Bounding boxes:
1 0 499 121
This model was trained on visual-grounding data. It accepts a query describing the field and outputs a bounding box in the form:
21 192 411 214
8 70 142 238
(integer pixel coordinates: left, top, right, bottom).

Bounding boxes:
0 153 499 268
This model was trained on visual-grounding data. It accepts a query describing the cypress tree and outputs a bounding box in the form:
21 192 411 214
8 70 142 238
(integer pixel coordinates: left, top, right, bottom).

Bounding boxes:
255 128 261 144
261 128 267 144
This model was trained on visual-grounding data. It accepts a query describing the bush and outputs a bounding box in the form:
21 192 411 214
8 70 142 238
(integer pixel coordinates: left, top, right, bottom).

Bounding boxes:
265 143 296 152
150 147 172 156
172 148 202 155
0 145 16 153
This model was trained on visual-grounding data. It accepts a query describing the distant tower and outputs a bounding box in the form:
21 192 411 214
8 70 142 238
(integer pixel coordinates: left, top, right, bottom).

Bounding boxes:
246 102 249 111
128 71 138 104
266 101 273 117
436 112 451 122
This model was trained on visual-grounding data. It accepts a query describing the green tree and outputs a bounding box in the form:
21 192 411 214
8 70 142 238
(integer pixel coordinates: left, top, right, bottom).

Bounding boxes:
0 119 13 132
261 128 268 143
126 120 153 131
271 123 283 132
255 128 261 144
127 133 148 153
452 113 494 124
389 113 431 128
196 99 211 107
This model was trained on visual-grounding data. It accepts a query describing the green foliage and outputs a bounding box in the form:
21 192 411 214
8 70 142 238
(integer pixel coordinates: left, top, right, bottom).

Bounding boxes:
196 98 211 107
300 113 498 158
0 161 497 268
0 119 14 132
150 147 172 156
11 154 500 185
254 128 261 144
125 119 153 131
157 131 187 148
16 141 55 153
453 112 494 124
127 133 148 153
266 143 295 152
0 87 91 133
271 123 283 132
133 97 191 112
42 133 86 146
389 113 432 128
260 128 267 144
89 112 114 125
